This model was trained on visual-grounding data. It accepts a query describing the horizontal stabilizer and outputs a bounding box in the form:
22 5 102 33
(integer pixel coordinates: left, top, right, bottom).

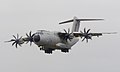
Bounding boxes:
59 20 73 24
59 19 104 24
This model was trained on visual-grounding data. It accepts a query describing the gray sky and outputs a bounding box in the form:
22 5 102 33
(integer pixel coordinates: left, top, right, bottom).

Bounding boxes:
0 0 120 72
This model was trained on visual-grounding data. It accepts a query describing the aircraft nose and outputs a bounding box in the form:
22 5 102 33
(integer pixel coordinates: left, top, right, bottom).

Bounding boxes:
33 34 40 42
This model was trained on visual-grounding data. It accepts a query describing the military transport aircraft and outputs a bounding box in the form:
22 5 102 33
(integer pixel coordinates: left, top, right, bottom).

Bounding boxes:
6 17 116 54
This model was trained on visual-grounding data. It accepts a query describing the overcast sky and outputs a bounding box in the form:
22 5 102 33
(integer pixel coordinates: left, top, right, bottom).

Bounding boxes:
0 0 120 72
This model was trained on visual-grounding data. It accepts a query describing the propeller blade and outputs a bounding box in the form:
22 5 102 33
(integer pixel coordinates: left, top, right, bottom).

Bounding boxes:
80 31 83 34
15 43 18 48
26 33 29 37
19 36 22 40
12 42 16 46
82 37 86 42
32 34 35 37
69 32 72 35
64 29 67 33
13 35 16 39
18 44 22 47
87 29 91 33
90 37 92 40
86 39 88 43
17 34 19 39
69 38 71 41
29 31 32 37
30 42 32 46
68 28 70 34
26 41 29 44
84 28 86 33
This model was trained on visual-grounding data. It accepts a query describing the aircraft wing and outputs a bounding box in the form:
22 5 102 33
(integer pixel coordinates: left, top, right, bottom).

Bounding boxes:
58 32 102 37
74 32 117 37
73 32 102 37
58 32 117 38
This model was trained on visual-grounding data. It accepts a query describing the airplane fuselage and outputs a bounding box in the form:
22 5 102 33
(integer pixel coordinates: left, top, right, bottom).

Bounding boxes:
33 30 79 50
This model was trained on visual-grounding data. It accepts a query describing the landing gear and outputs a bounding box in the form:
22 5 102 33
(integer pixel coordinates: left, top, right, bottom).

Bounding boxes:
61 48 69 53
38 46 54 54
39 46 44 50
40 48 44 50
44 49 53 54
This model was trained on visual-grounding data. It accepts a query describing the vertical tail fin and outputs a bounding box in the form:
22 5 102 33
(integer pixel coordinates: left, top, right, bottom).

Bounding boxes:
72 16 80 32
59 16 104 32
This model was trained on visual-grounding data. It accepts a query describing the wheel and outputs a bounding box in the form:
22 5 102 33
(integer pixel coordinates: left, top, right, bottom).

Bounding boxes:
44 49 53 54
61 48 69 53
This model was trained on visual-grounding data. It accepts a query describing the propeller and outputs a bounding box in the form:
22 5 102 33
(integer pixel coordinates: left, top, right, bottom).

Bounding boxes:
5 34 23 48
80 28 92 43
63 28 73 42
26 31 35 46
